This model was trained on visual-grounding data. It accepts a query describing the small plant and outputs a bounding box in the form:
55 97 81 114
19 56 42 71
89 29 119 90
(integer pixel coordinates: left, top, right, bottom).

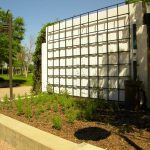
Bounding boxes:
47 102 51 110
25 105 32 118
66 110 78 123
119 124 134 133
13 94 16 100
53 103 58 112
36 105 44 115
83 100 97 120
110 102 120 112
0 101 3 110
3 94 9 104
60 89 70 97
25 98 32 118
2 94 13 110
47 84 53 94
52 116 62 130
59 96 74 112
15 95 24 115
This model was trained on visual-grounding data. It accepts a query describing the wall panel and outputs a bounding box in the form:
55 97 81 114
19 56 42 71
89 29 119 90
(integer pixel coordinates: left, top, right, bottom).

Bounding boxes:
46 2 131 102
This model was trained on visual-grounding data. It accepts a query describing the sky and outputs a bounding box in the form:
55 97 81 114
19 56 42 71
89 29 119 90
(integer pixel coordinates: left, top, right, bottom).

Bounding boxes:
0 0 123 47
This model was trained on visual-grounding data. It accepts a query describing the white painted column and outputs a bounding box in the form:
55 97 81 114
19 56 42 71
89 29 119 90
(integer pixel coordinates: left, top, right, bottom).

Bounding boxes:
130 2 150 107
137 25 149 107
41 43 47 92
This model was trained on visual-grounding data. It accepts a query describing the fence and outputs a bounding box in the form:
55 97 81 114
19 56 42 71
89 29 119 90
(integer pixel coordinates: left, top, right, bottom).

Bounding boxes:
42 2 150 105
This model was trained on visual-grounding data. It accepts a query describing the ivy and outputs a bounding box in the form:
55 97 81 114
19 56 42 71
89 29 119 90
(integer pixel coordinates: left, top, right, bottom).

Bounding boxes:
32 22 54 93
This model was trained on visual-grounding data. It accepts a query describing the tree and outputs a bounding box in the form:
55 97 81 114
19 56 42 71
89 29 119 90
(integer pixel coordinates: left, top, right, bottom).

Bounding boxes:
24 35 35 78
0 8 25 70
33 22 54 93
13 43 34 77
126 0 150 3
0 8 9 65
13 46 26 75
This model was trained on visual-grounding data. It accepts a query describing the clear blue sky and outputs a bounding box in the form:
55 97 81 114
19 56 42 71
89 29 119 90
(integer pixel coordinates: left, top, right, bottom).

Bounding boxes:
0 0 123 46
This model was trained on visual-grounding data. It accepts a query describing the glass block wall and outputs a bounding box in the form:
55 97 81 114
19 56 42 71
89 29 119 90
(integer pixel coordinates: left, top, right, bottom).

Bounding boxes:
46 2 131 102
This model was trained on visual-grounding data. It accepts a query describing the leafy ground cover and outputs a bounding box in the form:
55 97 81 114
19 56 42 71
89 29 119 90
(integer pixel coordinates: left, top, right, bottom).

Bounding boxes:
0 92 150 149
0 74 33 87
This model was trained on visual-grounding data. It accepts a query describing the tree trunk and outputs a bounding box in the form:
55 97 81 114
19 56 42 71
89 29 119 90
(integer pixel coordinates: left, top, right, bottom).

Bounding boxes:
2 66 3 75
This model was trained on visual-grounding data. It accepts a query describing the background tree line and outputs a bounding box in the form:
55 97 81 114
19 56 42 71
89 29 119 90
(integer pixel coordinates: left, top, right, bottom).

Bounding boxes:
0 8 33 78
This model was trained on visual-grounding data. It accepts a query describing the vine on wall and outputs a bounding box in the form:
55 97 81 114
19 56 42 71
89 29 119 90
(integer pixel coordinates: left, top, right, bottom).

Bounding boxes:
33 22 54 93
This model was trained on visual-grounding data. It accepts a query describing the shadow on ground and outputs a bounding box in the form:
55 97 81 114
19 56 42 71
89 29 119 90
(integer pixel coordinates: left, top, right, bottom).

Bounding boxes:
74 127 111 141
0 78 26 88
94 110 150 131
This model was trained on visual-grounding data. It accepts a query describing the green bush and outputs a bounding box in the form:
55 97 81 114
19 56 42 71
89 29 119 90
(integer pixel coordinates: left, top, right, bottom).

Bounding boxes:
15 96 24 115
25 105 32 118
47 84 53 94
66 109 78 123
2 94 13 110
58 94 75 112
60 89 70 97
53 103 58 112
83 101 97 120
25 98 32 118
3 94 9 104
52 116 62 130
36 105 44 114
33 22 54 93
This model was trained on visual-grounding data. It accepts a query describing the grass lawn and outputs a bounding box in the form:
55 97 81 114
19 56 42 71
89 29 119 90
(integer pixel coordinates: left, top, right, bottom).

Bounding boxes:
0 92 150 149
0 74 33 87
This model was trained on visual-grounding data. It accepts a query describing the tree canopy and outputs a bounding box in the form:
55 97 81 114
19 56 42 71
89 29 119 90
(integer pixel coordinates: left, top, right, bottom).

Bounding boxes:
0 8 25 65
126 0 150 3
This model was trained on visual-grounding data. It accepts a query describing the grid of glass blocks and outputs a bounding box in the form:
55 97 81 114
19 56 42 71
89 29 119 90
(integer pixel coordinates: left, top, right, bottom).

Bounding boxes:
47 2 131 101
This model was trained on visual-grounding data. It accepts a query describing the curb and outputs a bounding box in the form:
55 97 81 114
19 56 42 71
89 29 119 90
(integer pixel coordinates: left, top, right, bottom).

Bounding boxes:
0 114 104 150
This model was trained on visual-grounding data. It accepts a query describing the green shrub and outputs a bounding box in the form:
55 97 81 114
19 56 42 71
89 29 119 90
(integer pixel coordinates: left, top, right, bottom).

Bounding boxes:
25 105 32 118
15 96 24 115
58 95 75 112
47 102 51 110
47 84 53 94
53 103 58 112
33 22 54 93
36 105 44 115
2 94 13 110
25 98 32 118
119 124 134 133
83 101 97 120
3 95 9 104
66 109 78 123
60 89 70 98
52 116 62 130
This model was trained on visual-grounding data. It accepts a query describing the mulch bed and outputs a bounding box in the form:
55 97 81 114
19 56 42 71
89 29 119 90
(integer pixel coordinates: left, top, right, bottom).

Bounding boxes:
1 109 150 150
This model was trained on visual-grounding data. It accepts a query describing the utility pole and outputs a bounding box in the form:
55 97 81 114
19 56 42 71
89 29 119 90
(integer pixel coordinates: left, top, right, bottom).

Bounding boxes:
8 12 13 100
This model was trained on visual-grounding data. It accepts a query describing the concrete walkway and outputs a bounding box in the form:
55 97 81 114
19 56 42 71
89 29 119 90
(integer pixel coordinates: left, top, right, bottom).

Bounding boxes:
0 140 16 150
0 86 32 99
